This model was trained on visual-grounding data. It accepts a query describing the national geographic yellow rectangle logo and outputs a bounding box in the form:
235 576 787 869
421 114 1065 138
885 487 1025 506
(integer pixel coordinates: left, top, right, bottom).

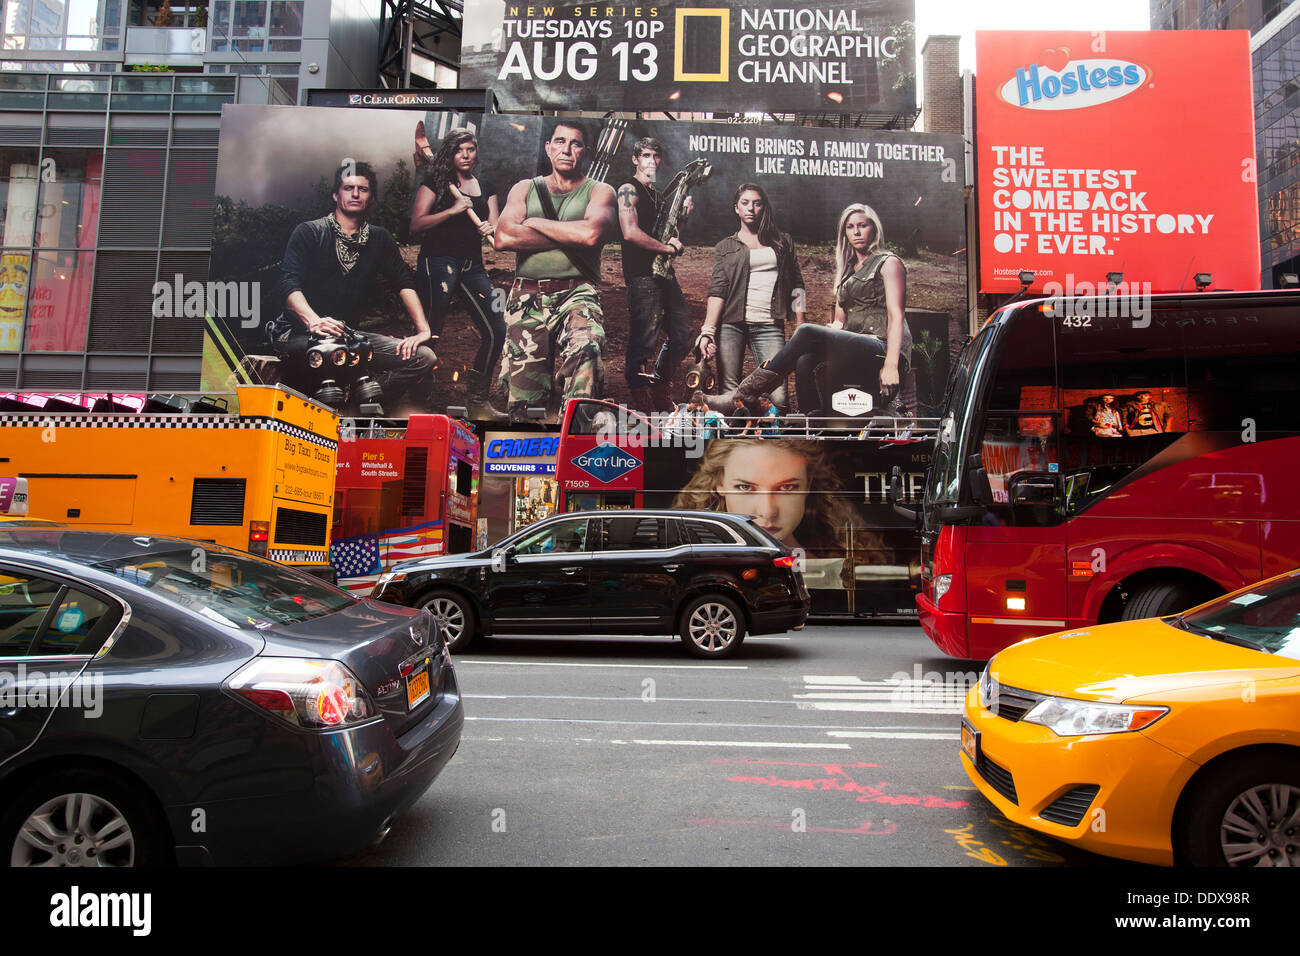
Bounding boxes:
674 8 729 82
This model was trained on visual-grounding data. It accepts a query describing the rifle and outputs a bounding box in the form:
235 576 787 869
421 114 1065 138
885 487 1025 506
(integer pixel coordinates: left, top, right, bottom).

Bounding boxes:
651 158 712 279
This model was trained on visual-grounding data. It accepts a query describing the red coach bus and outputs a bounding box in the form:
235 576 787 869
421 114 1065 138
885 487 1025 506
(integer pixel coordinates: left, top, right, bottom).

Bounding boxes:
913 290 1300 660
331 414 479 593
557 398 936 618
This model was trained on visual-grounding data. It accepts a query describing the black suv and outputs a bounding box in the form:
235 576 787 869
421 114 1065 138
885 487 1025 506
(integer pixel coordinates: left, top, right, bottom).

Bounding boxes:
370 510 810 658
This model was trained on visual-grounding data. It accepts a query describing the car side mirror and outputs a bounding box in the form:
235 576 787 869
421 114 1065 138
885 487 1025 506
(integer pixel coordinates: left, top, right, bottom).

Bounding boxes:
490 545 516 572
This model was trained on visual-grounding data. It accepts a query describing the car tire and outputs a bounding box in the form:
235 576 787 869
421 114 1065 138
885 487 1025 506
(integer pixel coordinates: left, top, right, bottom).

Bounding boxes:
1121 580 1203 621
1181 754 1300 867
679 593 746 659
418 589 478 653
2 768 172 868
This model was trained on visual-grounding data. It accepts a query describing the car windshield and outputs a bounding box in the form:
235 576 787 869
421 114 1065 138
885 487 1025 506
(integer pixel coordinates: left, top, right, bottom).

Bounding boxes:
93 547 355 629
1179 574 1300 660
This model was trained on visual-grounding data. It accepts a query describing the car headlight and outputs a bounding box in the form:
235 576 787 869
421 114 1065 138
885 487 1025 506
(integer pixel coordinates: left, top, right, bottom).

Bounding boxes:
375 570 407 589
933 573 952 603
978 663 992 708
1022 697 1168 737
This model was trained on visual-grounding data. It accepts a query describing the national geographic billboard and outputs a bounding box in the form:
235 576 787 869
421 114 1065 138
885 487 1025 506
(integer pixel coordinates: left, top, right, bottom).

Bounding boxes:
203 107 965 424
458 0 916 114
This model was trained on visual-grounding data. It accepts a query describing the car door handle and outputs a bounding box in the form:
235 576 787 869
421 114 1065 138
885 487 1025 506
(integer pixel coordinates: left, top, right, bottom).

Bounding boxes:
664 565 682 571
562 567 581 575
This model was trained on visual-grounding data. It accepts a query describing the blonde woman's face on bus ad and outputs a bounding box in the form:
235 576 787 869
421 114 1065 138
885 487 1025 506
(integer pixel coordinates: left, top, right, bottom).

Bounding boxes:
716 444 810 548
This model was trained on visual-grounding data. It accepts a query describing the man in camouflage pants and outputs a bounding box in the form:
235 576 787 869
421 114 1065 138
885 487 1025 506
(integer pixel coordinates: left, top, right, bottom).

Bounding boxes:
494 122 617 422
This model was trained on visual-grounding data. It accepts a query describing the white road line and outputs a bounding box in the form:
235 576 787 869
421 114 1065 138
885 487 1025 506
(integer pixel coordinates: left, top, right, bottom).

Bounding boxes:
457 660 747 670
466 694 806 705
464 715 960 731
796 702 962 714
629 739 850 749
827 730 961 740
790 697 967 702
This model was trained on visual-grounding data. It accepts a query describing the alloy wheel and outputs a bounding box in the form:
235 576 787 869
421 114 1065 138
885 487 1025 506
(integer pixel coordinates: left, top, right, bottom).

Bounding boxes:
426 597 466 645
12 792 135 867
1220 783 1300 866
687 601 739 653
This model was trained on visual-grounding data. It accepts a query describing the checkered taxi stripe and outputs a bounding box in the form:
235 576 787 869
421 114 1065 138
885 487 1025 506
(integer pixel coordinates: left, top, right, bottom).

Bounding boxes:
0 414 338 450
269 548 329 563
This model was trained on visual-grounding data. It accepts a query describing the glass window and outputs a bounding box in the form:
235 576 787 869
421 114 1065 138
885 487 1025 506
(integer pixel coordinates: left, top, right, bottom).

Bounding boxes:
986 311 1056 411
512 518 589 555
684 519 740 545
0 149 41 247
25 250 94 352
600 516 667 551
95 547 355 629
34 588 117 655
268 0 301 35
35 148 103 249
0 571 61 657
1182 301 1300 432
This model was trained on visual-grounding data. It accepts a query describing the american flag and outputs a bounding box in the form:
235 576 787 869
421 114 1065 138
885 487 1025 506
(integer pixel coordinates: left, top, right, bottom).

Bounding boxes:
331 533 381 580
333 520 445 594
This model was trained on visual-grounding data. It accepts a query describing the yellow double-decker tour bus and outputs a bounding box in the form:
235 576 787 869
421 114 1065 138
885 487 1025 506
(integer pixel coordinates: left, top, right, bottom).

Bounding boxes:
0 385 339 578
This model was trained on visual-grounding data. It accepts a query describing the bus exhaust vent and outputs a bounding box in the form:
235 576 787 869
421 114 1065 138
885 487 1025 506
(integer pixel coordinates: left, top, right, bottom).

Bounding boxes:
274 507 328 545
190 478 247 526
401 447 428 517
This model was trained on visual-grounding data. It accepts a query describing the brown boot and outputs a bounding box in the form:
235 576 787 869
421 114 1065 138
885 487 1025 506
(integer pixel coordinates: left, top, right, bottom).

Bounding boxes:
465 369 507 421
735 365 785 405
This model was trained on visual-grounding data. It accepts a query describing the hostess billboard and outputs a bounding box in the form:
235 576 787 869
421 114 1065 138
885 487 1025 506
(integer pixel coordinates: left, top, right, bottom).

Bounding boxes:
976 31 1260 294
458 0 915 115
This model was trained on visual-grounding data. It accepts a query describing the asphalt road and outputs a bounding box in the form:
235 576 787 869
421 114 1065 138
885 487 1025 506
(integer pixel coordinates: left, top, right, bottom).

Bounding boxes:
339 623 1137 867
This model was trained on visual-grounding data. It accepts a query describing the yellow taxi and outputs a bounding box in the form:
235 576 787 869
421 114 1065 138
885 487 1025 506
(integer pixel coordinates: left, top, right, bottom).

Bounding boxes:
962 569 1300 867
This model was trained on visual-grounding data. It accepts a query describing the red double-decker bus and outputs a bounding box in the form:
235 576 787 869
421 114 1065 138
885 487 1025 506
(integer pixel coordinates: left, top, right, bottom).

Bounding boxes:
914 290 1300 660
331 414 479 593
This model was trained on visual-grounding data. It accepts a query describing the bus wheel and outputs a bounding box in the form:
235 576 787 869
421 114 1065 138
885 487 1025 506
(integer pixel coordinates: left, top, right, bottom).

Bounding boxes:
1120 581 1202 621
680 594 745 659
419 590 478 653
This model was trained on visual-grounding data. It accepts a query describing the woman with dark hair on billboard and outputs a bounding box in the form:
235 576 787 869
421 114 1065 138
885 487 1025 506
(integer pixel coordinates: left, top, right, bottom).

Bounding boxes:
704 203 912 418
672 438 892 590
410 127 507 419
695 183 806 410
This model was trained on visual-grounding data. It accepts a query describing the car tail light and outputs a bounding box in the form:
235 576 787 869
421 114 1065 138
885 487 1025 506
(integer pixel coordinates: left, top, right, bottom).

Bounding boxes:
249 520 270 557
226 657 375 729
773 555 796 569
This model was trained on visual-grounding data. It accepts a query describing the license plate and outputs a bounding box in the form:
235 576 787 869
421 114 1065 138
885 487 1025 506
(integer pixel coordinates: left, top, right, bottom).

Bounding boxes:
406 663 431 710
961 719 979 764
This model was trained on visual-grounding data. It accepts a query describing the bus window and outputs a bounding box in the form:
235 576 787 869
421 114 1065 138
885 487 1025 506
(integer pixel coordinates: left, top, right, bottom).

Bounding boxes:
1181 305 1300 432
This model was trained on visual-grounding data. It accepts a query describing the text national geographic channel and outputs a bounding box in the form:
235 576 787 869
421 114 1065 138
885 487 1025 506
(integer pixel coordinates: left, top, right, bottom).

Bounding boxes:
458 0 917 113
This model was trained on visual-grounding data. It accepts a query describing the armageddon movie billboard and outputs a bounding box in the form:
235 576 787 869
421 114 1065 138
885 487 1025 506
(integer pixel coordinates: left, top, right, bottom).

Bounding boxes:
202 106 966 424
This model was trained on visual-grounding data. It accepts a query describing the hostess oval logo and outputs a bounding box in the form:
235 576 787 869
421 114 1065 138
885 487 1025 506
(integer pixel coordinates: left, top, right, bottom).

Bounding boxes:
1000 59 1148 110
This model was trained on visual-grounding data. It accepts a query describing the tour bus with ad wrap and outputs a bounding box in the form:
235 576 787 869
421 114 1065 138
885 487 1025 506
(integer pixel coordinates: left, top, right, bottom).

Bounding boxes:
557 398 935 618
0 385 339 576
911 290 1300 660
330 414 480 594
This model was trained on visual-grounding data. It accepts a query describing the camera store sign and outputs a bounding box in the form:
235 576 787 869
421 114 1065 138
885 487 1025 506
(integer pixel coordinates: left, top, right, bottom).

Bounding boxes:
484 433 559 475
459 0 915 112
